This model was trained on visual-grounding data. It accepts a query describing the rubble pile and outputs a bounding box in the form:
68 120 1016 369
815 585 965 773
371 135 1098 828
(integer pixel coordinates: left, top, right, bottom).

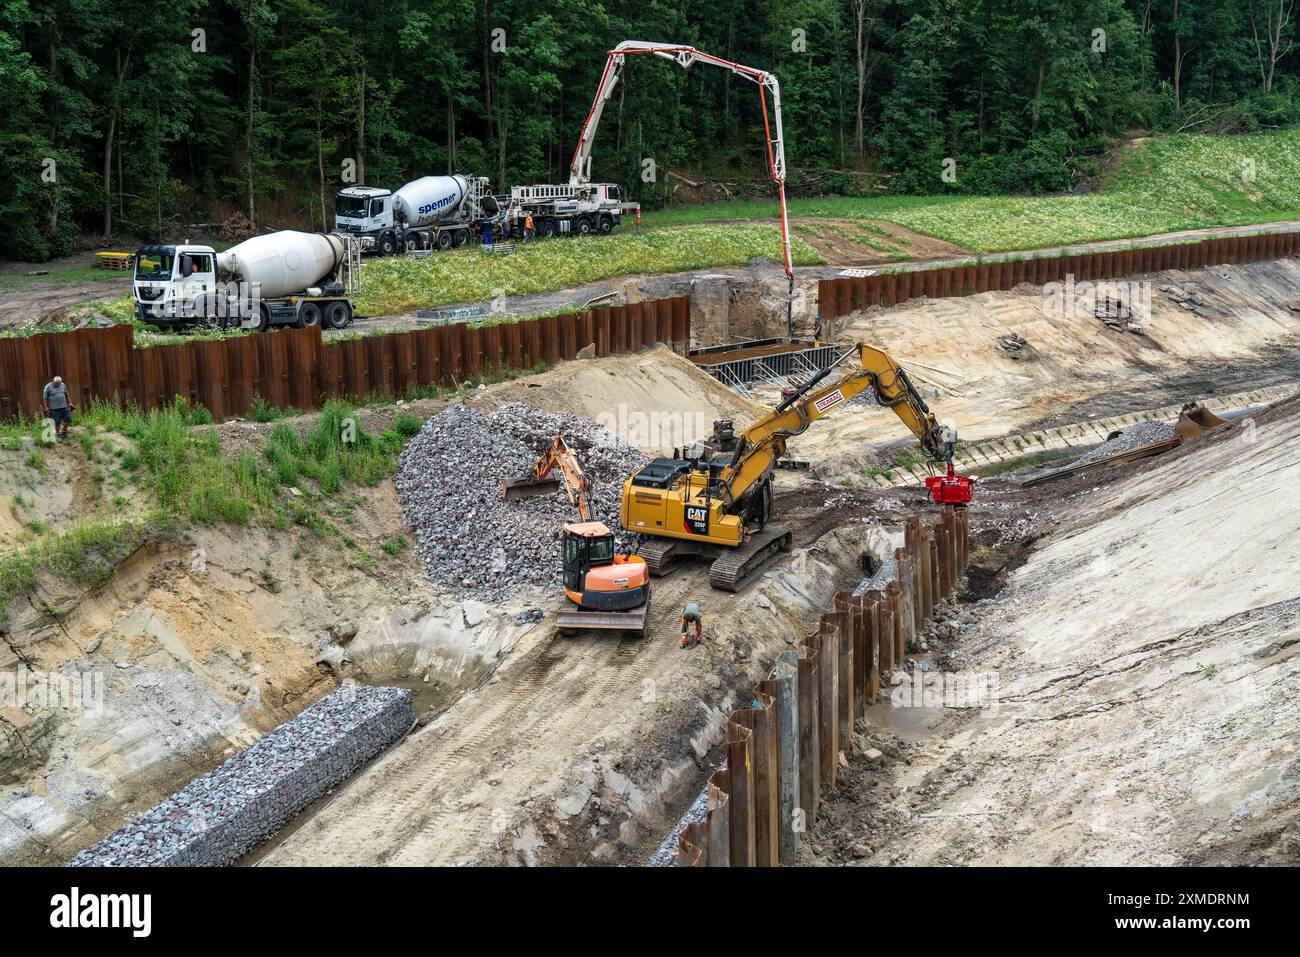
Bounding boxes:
1078 419 1176 464
68 685 413 867
396 402 648 601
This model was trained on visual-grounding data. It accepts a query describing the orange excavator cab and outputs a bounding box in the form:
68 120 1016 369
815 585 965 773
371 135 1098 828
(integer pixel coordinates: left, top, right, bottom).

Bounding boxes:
561 521 649 610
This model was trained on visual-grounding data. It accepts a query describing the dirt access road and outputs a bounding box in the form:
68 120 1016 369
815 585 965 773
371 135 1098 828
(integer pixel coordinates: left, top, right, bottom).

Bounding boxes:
0 253 129 329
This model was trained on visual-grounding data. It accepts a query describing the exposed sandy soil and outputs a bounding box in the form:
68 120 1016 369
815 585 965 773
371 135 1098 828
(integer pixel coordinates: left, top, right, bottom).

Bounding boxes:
0 403 530 865
799 396 1300 866
795 258 1300 483
791 217 966 265
467 348 766 455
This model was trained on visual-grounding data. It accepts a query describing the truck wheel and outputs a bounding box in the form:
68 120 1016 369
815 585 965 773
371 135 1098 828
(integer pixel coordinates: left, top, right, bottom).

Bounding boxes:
576 216 593 236
256 304 272 332
539 219 557 239
323 300 352 329
452 230 469 248
404 234 418 253
378 232 397 256
598 215 614 235
296 302 322 328
437 231 453 251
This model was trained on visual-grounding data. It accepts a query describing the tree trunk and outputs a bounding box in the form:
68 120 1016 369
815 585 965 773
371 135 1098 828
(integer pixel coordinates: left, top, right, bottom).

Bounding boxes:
357 62 366 184
854 1 867 160
103 46 133 238
1032 57 1045 132
447 87 456 173
247 39 257 225
317 106 326 232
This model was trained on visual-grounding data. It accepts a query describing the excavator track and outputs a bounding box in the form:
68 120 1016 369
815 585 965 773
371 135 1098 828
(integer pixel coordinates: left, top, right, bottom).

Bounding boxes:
637 537 683 577
708 526 793 592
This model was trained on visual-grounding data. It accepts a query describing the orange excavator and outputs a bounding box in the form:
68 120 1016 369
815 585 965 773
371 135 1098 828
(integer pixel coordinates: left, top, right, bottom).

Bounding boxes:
503 435 651 636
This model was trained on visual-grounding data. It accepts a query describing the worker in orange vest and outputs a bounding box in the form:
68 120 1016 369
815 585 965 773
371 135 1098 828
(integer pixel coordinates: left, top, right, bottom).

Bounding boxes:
523 213 536 242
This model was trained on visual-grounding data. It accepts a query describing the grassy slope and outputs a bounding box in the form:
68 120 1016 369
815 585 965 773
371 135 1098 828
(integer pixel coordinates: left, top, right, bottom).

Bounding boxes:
0 399 420 617
646 129 1300 252
354 222 822 315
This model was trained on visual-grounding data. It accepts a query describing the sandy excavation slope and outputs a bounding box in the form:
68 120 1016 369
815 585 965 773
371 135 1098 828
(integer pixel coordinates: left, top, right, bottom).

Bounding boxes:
469 347 766 455
800 258 1300 473
0 438 533 865
866 399 1300 866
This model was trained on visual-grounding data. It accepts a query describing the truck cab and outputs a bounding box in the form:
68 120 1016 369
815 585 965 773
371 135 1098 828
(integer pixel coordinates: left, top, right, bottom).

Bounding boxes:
134 244 219 327
334 186 394 252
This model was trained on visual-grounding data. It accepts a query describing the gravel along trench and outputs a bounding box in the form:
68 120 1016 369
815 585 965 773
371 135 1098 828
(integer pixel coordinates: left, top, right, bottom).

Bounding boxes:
396 402 648 602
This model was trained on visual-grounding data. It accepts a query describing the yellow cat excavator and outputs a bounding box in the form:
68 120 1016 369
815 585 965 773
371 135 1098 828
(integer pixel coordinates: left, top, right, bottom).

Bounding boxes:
504 435 651 636
620 342 974 590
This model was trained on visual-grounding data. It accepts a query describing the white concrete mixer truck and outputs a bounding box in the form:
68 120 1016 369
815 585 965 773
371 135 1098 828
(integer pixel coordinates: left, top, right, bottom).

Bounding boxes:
133 230 362 331
334 174 499 255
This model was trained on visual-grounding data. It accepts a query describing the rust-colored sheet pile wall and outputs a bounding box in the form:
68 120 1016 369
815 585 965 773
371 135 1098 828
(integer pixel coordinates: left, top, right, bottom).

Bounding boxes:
678 507 970 866
817 231 1300 320
0 297 691 422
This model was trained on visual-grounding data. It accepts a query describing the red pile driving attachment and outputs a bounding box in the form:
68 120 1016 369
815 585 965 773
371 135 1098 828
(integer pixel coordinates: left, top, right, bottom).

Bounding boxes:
925 463 976 505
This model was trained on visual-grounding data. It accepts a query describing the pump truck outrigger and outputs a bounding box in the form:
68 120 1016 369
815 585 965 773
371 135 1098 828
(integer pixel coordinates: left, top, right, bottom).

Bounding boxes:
620 342 976 591
503 435 651 636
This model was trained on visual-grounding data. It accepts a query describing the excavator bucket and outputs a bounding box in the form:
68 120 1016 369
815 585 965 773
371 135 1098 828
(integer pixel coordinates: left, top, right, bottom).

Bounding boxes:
501 475 561 500
1174 402 1229 442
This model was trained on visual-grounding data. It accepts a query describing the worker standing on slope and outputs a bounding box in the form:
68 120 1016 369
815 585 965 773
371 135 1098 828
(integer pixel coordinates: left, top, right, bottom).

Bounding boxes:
43 374 73 443
680 602 703 649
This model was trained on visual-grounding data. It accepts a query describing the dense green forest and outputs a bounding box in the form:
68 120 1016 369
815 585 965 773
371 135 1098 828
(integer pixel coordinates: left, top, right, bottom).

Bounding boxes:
3 0 1299 260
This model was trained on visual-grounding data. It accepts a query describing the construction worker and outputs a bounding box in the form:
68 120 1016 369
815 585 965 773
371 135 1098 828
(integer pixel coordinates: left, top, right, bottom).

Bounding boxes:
42 374 73 442
680 602 702 649
523 213 536 242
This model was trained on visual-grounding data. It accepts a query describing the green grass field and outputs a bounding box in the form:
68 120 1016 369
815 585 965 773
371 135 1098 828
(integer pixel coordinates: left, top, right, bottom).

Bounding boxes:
0 262 125 294
354 222 822 315
645 129 1300 252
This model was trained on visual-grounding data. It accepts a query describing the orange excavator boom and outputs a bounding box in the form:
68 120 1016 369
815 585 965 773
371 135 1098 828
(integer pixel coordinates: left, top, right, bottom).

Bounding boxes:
501 435 594 521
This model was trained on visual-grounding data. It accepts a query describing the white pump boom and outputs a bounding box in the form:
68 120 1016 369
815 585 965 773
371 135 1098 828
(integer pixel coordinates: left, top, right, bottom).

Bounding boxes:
569 41 793 285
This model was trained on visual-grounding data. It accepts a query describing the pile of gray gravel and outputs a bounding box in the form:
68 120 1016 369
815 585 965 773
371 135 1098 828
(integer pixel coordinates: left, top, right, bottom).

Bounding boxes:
68 684 413 867
1077 419 1176 464
396 402 648 601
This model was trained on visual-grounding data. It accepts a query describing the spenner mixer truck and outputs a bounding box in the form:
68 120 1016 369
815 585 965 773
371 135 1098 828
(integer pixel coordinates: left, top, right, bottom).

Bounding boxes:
334 174 499 255
133 230 362 331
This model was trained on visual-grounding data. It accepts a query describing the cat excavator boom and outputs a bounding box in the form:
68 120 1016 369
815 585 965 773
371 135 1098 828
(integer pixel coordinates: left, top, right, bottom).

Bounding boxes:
620 342 975 590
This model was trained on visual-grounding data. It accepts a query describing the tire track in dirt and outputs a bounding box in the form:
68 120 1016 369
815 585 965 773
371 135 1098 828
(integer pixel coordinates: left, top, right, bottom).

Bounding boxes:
266 568 703 866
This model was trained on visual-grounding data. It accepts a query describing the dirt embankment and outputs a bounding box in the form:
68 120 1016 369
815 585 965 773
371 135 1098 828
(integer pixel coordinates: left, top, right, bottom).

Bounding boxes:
794 257 1300 483
0 406 531 865
802 396 1300 866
